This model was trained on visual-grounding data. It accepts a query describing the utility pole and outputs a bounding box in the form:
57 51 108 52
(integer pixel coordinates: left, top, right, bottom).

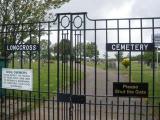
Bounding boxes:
157 47 159 82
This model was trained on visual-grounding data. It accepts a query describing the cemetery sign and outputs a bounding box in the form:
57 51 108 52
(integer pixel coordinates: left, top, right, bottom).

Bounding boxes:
106 43 154 51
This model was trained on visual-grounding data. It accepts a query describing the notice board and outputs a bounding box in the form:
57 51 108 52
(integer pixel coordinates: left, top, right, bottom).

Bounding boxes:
2 68 33 91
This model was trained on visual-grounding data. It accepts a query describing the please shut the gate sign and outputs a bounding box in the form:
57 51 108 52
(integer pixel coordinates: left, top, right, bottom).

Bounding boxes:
113 82 148 97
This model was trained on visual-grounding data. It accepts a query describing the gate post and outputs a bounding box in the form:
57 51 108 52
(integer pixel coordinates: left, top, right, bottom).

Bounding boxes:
0 57 8 102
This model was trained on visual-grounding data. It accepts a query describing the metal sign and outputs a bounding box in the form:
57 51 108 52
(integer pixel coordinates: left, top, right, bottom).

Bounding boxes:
106 43 154 51
57 93 86 104
5 44 39 51
113 82 148 97
2 68 33 91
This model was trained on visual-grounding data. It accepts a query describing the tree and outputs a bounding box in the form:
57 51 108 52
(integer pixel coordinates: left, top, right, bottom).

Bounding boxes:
19 39 54 62
53 39 72 61
86 42 99 59
23 37 39 60
74 42 84 58
143 52 156 66
75 42 99 59
53 41 100 61
115 51 123 61
133 52 156 66
0 0 70 57
40 39 54 61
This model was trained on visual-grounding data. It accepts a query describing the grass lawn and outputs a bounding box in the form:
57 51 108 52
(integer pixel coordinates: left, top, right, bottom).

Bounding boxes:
87 61 160 103
120 62 160 103
103 61 160 104
6 60 83 99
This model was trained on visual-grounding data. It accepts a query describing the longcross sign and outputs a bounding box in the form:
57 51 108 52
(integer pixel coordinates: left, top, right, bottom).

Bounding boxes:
5 44 39 51
106 43 154 51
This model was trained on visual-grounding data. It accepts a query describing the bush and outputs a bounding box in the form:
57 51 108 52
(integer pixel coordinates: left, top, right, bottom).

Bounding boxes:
122 58 130 69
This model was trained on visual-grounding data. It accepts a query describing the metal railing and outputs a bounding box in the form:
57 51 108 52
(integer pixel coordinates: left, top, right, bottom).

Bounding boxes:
0 12 159 120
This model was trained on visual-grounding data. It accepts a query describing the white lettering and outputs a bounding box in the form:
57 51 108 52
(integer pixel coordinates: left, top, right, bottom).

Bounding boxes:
7 45 10 50
112 44 116 50
139 44 143 50
107 43 152 51
2 68 33 91
6 44 38 51
121 44 126 50
116 44 120 50
33 45 37 50
126 44 130 50
130 44 134 50
135 44 139 50
144 44 148 50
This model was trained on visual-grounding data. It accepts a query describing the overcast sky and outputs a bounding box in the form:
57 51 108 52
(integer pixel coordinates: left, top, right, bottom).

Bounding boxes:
54 0 160 18
52 0 160 58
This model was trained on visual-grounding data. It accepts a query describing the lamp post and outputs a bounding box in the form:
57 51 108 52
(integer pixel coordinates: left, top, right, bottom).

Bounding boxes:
153 33 160 81
157 47 159 82
156 47 160 82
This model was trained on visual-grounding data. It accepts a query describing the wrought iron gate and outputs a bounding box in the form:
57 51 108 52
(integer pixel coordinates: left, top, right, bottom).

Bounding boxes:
0 12 160 120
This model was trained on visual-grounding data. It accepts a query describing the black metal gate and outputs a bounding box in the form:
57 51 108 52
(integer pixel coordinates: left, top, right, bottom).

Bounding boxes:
0 12 160 120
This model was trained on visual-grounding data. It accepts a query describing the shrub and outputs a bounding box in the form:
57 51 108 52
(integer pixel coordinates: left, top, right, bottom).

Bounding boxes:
122 58 130 69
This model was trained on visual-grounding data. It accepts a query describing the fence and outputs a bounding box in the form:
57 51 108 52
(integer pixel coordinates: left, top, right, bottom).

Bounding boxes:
0 12 160 120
